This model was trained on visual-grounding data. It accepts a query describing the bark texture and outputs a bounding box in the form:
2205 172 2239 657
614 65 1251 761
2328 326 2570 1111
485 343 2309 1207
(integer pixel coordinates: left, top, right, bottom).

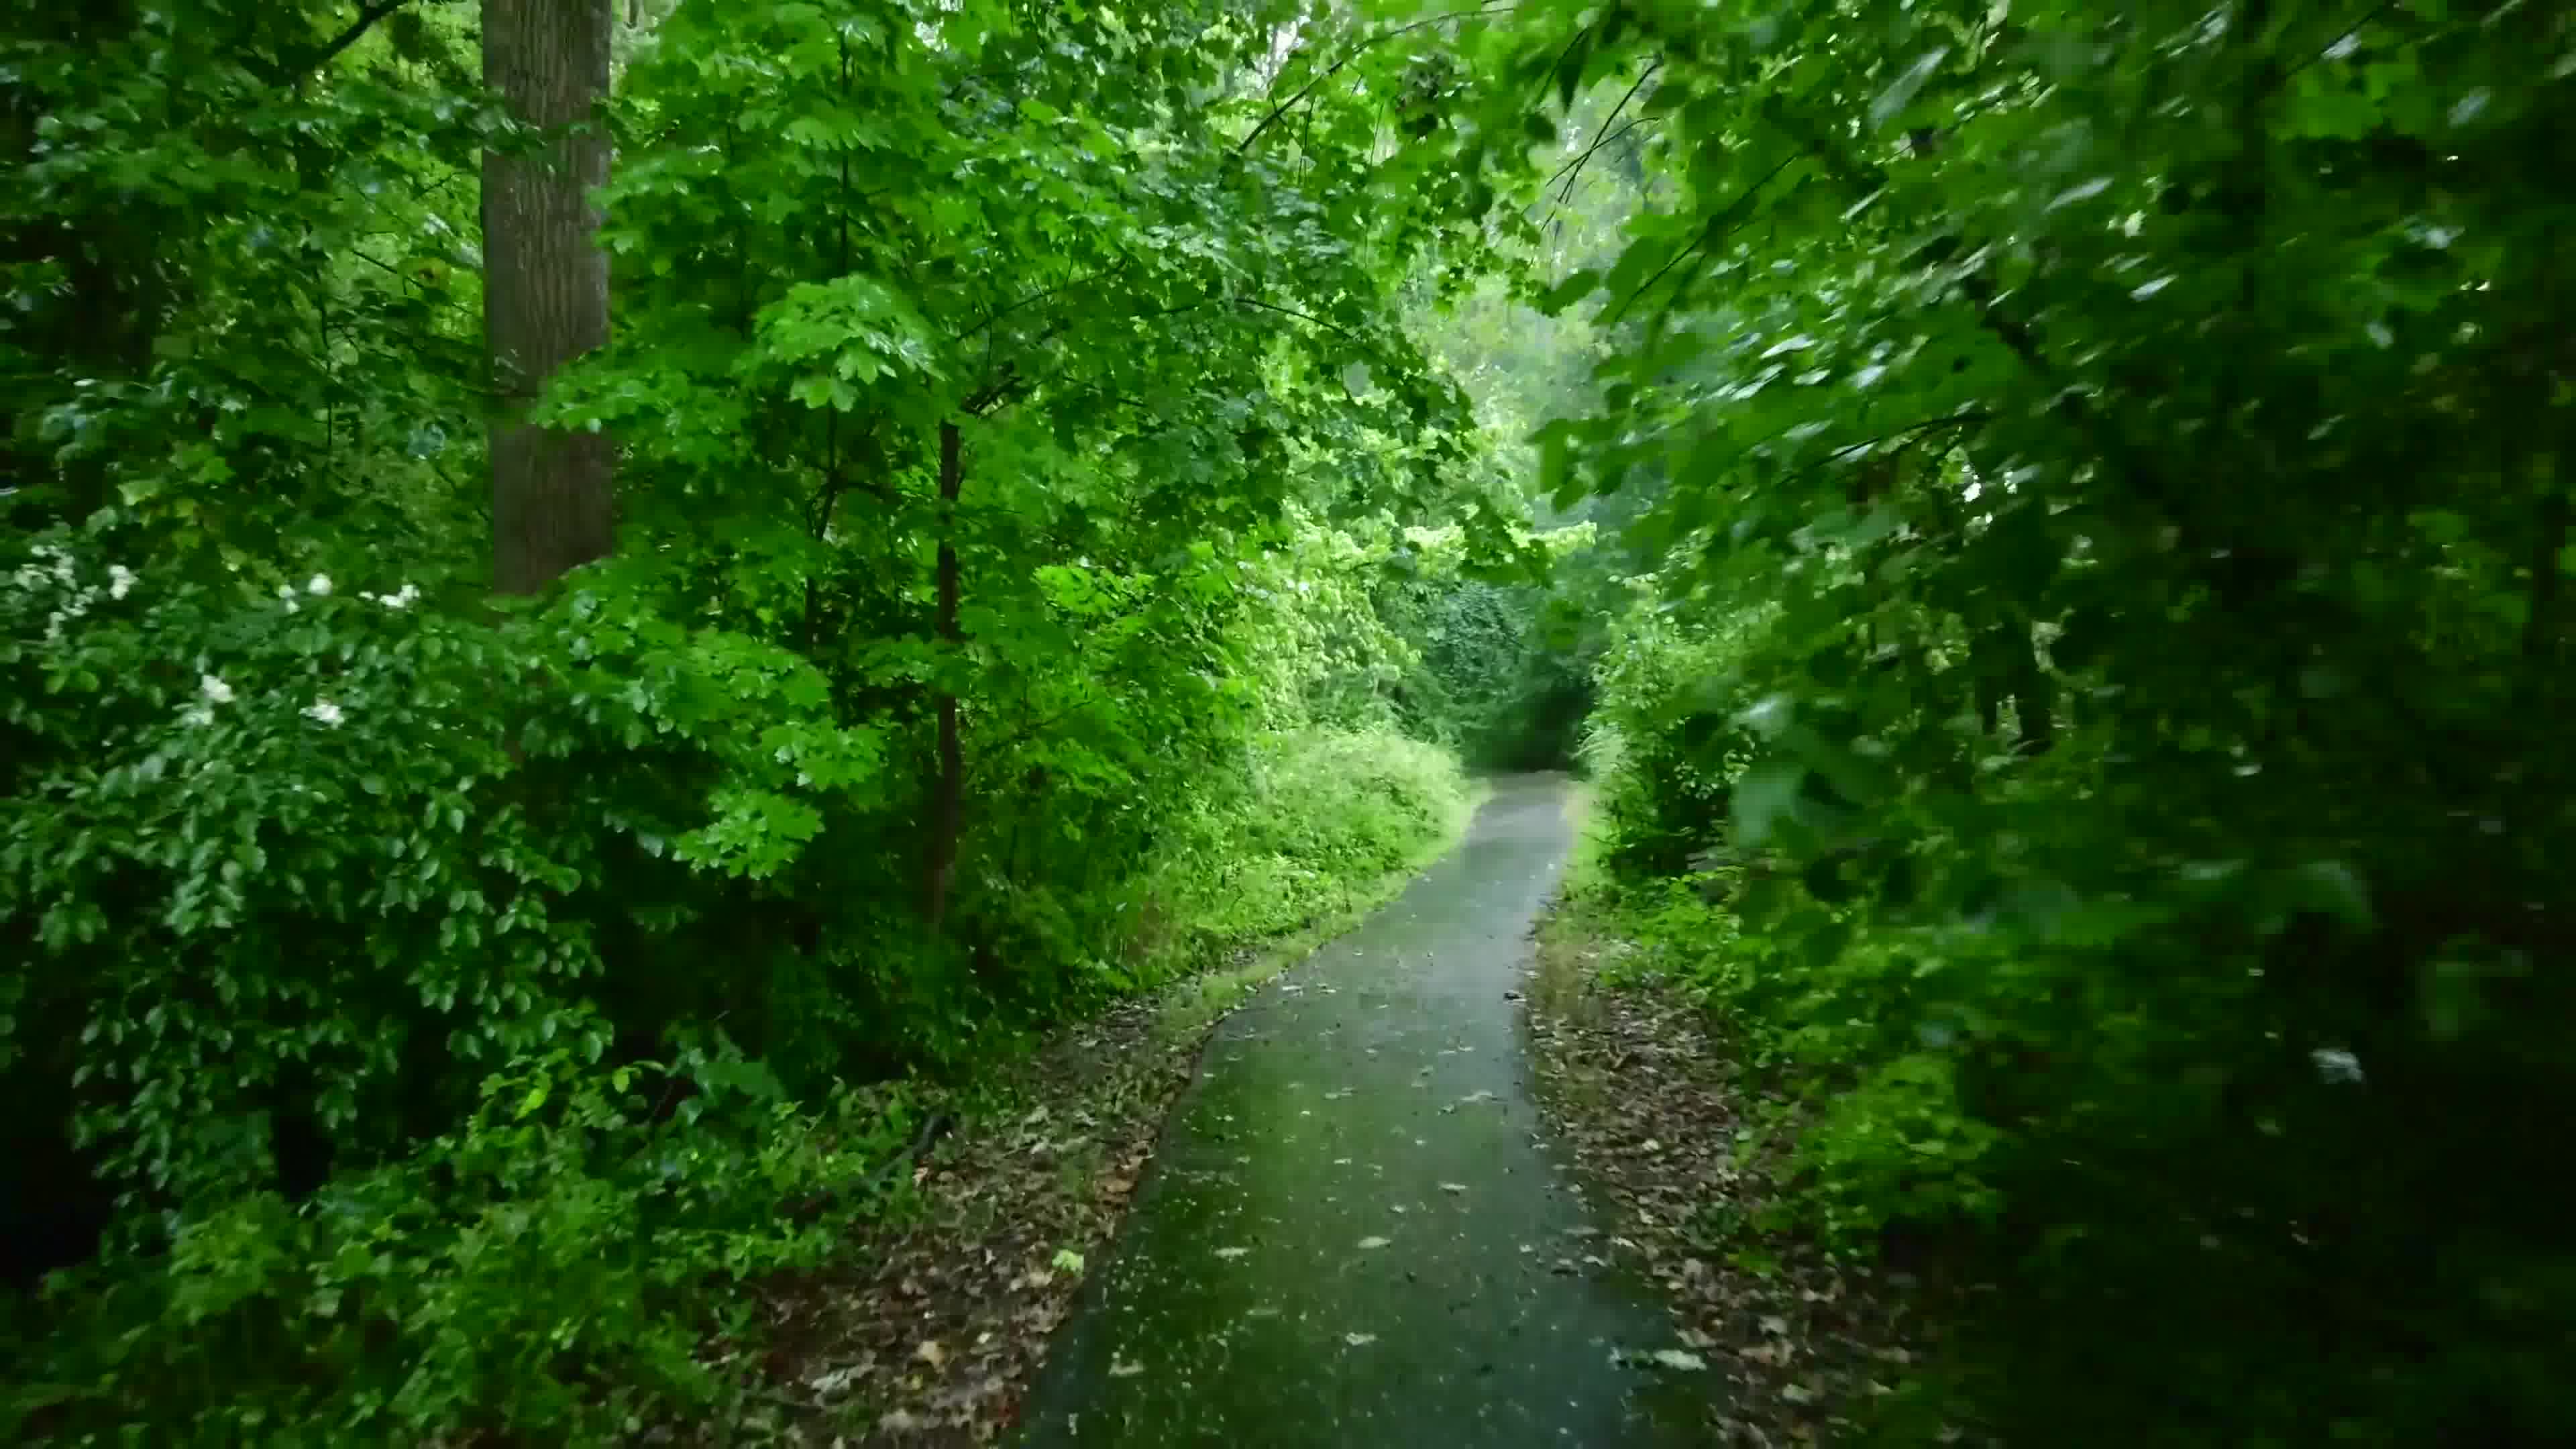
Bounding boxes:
924 421 966 928
483 0 614 594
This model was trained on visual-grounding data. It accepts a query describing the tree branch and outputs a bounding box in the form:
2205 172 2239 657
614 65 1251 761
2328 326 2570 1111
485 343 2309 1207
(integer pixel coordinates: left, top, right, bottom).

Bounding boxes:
297 0 415 78
1554 61 1660 204
1233 297 1365 343
1603 152 1797 325
1235 5 1517 156
949 257 1138 345
1546 115 1654 205
1781 412 1994 485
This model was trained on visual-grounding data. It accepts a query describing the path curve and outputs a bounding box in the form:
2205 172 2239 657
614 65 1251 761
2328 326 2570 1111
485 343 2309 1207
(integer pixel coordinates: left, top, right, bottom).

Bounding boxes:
1017 774 1713 1446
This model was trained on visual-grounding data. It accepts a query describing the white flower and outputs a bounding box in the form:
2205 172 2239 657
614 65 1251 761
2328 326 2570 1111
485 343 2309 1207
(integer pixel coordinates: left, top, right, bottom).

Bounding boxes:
306 574 332 597
180 705 215 728
364 582 421 610
200 674 236 705
108 564 136 600
303 698 345 727
278 585 300 614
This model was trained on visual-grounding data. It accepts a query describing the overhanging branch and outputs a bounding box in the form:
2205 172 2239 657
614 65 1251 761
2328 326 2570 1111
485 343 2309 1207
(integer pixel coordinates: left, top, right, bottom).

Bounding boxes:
297 0 416 78
1236 5 1518 156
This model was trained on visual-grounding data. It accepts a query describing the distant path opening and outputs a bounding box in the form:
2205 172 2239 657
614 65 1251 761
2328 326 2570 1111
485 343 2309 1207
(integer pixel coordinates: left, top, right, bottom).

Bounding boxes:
1017 774 1713 1446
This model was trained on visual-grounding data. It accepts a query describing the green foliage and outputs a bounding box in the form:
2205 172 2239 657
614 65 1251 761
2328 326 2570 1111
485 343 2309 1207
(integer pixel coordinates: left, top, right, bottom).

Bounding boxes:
1 527 888 1210
0 0 1544 1436
3 0 488 566
1140 728 1472 951
1417 0 2576 1440
1370 526 1599 769
6 1052 916 1444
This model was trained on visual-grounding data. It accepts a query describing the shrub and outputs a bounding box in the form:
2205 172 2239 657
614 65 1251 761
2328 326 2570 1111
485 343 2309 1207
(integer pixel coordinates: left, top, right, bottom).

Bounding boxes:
3 1050 916 1445
1 529 883 1216
1134 727 1473 953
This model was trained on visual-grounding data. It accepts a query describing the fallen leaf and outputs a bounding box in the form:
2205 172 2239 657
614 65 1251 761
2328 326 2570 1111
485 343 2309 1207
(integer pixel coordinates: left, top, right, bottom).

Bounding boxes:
1439 1182 1468 1194
807 1366 863 1395
1107 1358 1143 1379
1650 1348 1707 1371
1213 1247 1249 1260
1344 1332 1377 1347
913 1340 948 1368
1356 1235 1391 1250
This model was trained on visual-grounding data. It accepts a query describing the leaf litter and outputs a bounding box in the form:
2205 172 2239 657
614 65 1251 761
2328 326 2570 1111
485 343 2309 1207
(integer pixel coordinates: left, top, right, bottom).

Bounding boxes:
706 963 1255 1445
1522 900 1935 1446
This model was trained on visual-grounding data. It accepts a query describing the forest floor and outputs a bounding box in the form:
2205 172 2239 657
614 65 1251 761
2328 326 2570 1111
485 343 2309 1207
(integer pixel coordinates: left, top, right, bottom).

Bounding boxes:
708 800 1489 1446
1522 875 1931 1447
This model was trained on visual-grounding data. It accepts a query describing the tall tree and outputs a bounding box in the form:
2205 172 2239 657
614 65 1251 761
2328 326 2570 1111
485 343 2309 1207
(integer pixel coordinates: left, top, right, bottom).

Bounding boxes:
482 0 613 593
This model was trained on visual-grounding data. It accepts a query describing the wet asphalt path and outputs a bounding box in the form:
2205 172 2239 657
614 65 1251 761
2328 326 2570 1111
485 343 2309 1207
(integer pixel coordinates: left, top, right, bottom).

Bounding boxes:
1017 774 1712 1446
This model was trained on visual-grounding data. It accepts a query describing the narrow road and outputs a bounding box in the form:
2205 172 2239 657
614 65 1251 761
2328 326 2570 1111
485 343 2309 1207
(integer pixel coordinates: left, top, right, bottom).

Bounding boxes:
1018 775 1712 1446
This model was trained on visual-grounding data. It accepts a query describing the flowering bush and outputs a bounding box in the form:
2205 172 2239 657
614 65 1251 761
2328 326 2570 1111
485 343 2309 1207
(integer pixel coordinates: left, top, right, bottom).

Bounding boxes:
0 527 880 1213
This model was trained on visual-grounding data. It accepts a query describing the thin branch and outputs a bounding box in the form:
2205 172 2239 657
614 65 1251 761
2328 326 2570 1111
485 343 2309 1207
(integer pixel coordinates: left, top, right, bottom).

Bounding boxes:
1235 5 1518 156
1554 61 1660 204
2279 0 2406 84
1233 297 1364 343
1546 115 1654 203
1603 152 1799 325
1788 411 1996 481
949 257 1137 344
297 0 415 78
965 692 1116 786
963 368 1024 417
345 246 418 288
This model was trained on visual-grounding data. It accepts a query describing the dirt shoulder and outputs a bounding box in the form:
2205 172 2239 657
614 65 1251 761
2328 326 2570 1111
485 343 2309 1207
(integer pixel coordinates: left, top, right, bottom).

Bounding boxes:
1523 883 1928 1447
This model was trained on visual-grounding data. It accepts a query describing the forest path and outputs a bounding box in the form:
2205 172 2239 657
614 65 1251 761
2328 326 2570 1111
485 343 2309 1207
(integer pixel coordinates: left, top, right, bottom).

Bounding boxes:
1016 774 1713 1446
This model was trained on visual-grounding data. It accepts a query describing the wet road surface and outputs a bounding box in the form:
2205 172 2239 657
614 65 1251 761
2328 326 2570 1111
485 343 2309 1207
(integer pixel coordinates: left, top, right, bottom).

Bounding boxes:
1017 774 1713 1446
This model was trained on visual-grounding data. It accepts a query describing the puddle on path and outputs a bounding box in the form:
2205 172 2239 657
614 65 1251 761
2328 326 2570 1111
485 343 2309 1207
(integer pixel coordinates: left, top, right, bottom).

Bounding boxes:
1016 774 1715 1446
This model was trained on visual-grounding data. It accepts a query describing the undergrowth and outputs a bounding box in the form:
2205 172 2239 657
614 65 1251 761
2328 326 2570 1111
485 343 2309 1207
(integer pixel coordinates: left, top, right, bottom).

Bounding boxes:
1 726 1471 1446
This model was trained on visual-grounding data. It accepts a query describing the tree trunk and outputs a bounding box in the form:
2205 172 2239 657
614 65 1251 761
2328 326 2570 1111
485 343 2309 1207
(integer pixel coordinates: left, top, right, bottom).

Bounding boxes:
924 421 967 929
483 0 614 594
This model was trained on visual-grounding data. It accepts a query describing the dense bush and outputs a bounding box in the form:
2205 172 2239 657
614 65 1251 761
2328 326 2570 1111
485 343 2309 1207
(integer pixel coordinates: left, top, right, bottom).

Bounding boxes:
1430 0 2576 1442
5 1049 916 1444
1140 728 1472 950
0 531 885 1209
